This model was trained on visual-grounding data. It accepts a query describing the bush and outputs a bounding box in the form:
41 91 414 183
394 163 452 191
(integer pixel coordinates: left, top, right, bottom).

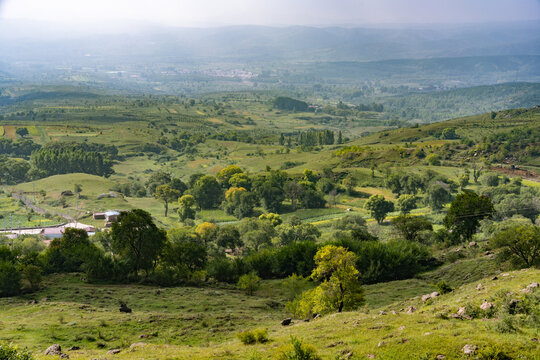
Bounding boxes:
277 337 320 360
0 342 33 360
237 272 261 295
436 281 453 294
494 315 519 334
207 257 246 283
477 346 513 360
237 328 269 345
0 261 21 297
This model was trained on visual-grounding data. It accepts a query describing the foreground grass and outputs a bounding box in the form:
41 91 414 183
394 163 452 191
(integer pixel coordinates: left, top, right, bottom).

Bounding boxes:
1 266 538 359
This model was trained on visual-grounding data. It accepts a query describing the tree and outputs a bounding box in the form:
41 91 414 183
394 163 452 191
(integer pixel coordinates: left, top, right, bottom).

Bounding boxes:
459 173 469 190
224 187 257 219
342 175 356 195
292 245 364 316
145 171 172 195
216 165 244 188
229 173 251 189
216 225 242 250
195 222 218 247
162 236 207 277
0 261 21 297
154 184 181 217
255 180 284 213
444 192 494 241
284 181 303 211
237 272 261 295
178 194 196 221
426 153 440 166
44 228 100 273
364 195 394 224
22 265 42 291
16 127 29 138
191 175 223 209
472 165 482 183
441 128 459 139
490 224 539 268
337 131 343 144
73 183 82 194
392 215 433 242
275 222 321 246
259 213 283 227
111 209 166 278
397 194 417 214
427 182 452 211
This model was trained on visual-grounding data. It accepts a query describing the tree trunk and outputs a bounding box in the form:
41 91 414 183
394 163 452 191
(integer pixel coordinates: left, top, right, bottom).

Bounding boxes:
164 201 168 217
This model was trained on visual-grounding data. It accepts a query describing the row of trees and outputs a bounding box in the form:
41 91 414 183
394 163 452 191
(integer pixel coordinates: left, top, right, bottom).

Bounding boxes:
149 166 330 219
30 143 114 178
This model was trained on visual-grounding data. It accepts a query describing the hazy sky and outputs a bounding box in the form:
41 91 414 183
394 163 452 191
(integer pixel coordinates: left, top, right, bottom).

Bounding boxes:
1 0 539 28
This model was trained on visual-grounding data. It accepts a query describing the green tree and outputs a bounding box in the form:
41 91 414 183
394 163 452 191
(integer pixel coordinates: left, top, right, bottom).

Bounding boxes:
364 195 394 224
397 194 417 214
224 187 257 219
296 245 364 315
392 215 433 242
154 184 181 217
216 165 243 188
145 171 172 195
284 181 303 211
342 175 356 195
490 224 539 268
237 272 261 295
191 175 223 209
426 153 440 166
0 261 21 297
427 182 452 211
111 209 166 278
16 127 29 137
444 191 494 241
44 228 100 273
22 265 42 291
459 173 469 190
178 194 196 221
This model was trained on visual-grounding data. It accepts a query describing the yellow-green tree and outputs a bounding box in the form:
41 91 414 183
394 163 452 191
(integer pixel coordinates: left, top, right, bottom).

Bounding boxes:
154 184 181 217
289 245 364 317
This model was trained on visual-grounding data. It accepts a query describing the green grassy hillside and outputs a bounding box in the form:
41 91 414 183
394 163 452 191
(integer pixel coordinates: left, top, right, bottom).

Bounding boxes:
1 266 537 359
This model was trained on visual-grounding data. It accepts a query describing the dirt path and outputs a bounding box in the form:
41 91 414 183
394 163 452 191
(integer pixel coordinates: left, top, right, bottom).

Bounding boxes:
11 192 75 221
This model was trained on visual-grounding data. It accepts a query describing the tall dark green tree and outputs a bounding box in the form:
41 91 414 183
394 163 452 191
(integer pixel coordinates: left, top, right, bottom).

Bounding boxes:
111 209 166 278
191 175 223 209
444 191 494 241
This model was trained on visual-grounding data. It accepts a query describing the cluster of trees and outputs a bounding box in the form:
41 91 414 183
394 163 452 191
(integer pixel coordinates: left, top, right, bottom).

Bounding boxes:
273 97 309 112
30 143 114 178
0 209 434 297
0 156 30 184
147 166 332 220
0 138 40 157
295 130 336 147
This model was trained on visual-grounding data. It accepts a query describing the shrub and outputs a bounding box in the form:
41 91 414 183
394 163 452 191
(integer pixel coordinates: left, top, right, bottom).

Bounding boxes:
237 328 269 345
477 346 513 360
0 342 33 360
237 272 261 295
494 315 519 334
277 337 320 360
436 281 453 294
22 265 42 291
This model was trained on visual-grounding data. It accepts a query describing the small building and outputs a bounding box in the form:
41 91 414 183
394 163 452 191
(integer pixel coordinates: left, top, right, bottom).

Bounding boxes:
104 210 120 222
93 212 106 220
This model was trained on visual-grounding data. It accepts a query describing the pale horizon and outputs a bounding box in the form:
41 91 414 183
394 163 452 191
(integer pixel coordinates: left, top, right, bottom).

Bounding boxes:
1 0 539 30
